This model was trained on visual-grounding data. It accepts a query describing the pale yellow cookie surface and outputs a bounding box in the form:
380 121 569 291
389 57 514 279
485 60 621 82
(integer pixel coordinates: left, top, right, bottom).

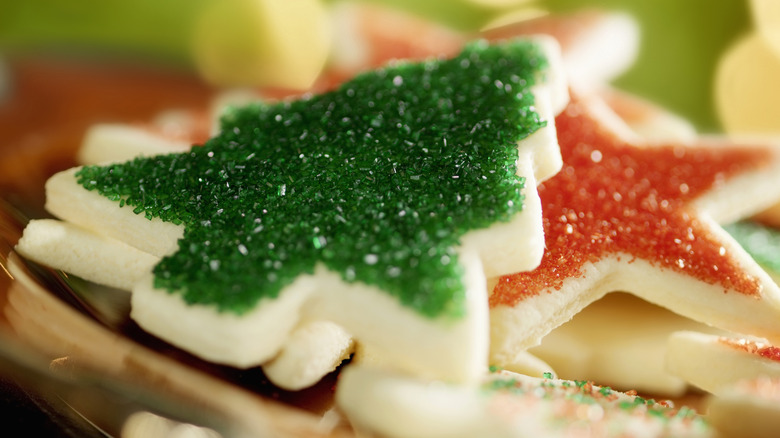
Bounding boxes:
666 331 780 394
706 376 780 438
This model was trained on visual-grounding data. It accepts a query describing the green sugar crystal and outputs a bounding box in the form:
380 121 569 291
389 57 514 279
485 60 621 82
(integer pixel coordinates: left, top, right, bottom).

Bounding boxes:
75 39 548 318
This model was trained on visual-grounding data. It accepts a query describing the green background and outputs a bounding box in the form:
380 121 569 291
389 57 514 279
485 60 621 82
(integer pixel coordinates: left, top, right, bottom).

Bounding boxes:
1 0 753 132
548 0 752 132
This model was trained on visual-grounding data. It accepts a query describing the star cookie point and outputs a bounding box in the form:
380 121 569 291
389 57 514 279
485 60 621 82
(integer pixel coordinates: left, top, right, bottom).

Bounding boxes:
489 91 780 368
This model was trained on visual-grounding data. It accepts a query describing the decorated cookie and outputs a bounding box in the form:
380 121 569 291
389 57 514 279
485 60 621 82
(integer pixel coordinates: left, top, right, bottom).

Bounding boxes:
488 91 780 371
17 39 568 385
522 91 720 397
329 5 639 91
715 0 780 228
327 1 466 82
666 331 780 395
336 365 713 438
483 9 639 88
705 376 780 438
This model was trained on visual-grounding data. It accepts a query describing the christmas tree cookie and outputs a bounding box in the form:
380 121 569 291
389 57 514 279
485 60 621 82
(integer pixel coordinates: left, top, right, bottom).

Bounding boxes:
17 38 568 384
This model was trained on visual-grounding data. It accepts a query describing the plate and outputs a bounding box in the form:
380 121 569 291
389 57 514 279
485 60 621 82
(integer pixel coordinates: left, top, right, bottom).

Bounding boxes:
0 210 351 438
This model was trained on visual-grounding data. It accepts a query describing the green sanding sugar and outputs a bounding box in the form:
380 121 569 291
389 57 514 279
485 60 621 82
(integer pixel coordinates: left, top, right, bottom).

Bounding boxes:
75 39 549 318
725 221 780 274
480 375 708 428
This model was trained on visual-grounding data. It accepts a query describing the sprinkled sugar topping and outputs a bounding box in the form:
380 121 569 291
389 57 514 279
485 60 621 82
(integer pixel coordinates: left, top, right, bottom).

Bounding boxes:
75 40 548 317
719 337 780 362
491 98 771 306
481 371 711 437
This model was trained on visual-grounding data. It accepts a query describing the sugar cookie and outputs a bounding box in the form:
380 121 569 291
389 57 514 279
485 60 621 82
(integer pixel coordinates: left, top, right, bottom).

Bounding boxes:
705 376 780 438
483 9 639 87
599 88 697 142
77 90 261 166
329 5 639 91
16 218 159 291
260 320 354 391
715 33 780 136
17 39 568 385
516 83 766 398
489 91 780 372
529 293 722 397
336 365 713 438
666 331 780 395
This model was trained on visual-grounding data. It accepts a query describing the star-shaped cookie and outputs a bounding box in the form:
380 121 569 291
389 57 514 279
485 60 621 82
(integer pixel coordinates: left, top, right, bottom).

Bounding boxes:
489 91 780 368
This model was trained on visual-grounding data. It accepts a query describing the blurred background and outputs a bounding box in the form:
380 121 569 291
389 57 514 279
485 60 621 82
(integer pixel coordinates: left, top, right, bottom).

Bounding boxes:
0 0 773 207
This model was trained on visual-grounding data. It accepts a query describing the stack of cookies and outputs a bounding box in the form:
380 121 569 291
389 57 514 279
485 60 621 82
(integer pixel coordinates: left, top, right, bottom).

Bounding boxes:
14 3 780 437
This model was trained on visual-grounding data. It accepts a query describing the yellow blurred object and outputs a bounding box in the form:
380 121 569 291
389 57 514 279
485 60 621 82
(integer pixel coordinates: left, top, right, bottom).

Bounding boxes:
751 0 780 57
715 0 780 135
715 34 780 135
467 0 538 7
191 0 331 89
479 7 548 31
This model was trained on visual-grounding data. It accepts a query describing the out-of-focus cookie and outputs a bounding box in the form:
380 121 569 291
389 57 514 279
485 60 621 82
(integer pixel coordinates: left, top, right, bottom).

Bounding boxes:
77 123 194 165
529 293 722 397
599 88 697 142
483 9 639 87
752 204 780 229
76 90 263 166
666 331 780 394
705 376 780 438
336 365 714 438
489 91 780 373
330 3 640 90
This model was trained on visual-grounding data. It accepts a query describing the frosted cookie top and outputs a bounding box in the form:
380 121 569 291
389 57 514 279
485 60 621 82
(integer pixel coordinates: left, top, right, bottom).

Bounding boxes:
718 337 780 362
480 371 711 438
75 39 552 318
493 97 771 302
488 91 780 367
